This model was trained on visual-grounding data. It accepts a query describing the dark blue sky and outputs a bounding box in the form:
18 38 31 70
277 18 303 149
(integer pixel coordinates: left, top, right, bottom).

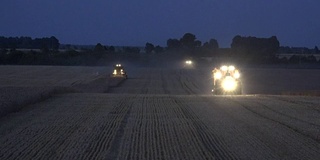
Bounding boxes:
1 0 319 48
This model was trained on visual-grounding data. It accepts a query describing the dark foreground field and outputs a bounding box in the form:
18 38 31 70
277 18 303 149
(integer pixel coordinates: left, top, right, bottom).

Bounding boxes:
0 65 320 159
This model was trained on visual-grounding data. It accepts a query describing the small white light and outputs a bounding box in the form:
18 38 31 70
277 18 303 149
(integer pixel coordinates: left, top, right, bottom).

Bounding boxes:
185 60 192 64
221 66 228 71
228 66 235 71
214 72 222 79
234 72 240 79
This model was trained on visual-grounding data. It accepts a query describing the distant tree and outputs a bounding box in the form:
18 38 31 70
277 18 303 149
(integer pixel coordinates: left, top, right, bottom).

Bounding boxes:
19 36 33 48
315 46 319 54
94 43 105 52
209 39 219 49
203 39 219 50
124 47 140 54
66 49 79 57
93 43 106 59
195 40 202 48
6 50 24 64
201 38 219 57
109 46 115 52
0 48 8 64
231 35 280 63
49 36 60 50
123 47 140 60
145 42 155 54
180 33 197 50
288 55 300 64
65 44 72 50
32 36 60 51
306 55 317 63
154 45 164 53
41 44 49 53
167 38 181 49
0 36 6 49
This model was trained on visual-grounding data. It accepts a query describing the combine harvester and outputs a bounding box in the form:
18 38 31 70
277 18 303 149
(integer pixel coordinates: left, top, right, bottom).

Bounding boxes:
212 65 242 95
111 64 127 79
108 63 127 87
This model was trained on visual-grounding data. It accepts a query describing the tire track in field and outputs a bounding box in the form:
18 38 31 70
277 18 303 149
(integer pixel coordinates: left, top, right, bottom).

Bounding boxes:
200 95 320 159
116 95 236 159
140 69 152 94
160 70 170 94
0 96 100 160
172 97 237 159
267 95 320 113
118 96 184 159
81 96 135 159
184 70 201 90
104 97 134 159
54 95 131 160
177 70 195 95
0 94 135 160
180 69 208 95
233 96 320 128
228 96 320 144
176 70 189 94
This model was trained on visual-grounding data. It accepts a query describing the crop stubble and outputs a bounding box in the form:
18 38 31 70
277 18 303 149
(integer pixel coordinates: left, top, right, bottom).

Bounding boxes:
1 66 320 159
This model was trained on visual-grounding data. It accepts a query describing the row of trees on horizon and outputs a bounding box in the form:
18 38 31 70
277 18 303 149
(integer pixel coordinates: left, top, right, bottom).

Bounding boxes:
0 36 59 51
0 34 319 66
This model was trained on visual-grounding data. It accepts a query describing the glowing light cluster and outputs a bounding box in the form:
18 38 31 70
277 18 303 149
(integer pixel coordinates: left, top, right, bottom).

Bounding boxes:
185 60 193 65
214 71 222 79
234 71 240 79
220 65 235 71
220 66 228 71
222 76 237 91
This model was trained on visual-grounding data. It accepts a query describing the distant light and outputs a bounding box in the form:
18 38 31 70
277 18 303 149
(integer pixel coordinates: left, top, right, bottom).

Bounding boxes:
185 60 192 64
221 66 228 71
222 77 237 91
228 66 235 71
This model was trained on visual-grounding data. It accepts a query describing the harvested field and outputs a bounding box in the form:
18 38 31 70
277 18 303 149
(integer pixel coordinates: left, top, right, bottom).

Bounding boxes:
0 65 120 117
0 65 320 159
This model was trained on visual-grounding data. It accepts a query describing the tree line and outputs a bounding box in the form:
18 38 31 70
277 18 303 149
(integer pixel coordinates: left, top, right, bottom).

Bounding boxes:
1 34 319 66
145 33 280 64
0 36 60 51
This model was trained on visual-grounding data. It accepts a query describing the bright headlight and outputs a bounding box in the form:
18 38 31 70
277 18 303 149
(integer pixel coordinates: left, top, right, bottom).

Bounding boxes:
234 72 240 79
185 60 192 64
214 72 222 79
228 65 235 71
222 77 237 91
113 69 117 75
221 66 228 71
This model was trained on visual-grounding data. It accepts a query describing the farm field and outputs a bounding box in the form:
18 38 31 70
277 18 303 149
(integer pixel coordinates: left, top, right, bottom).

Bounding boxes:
0 65 320 159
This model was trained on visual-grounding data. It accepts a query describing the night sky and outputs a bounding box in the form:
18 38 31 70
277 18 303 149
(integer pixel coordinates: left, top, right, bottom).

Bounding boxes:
1 0 319 48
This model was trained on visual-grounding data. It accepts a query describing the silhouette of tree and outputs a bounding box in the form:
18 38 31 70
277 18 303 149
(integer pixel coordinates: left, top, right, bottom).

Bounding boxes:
231 35 280 63
94 43 105 52
202 38 219 56
167 38 181 49
180 33 197 50
108 46 115 52
145 42 155 53
154 45 164 53
314 46 319 54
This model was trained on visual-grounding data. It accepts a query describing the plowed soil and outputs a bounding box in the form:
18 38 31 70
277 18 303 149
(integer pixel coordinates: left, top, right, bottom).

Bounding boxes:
1 66 320 160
